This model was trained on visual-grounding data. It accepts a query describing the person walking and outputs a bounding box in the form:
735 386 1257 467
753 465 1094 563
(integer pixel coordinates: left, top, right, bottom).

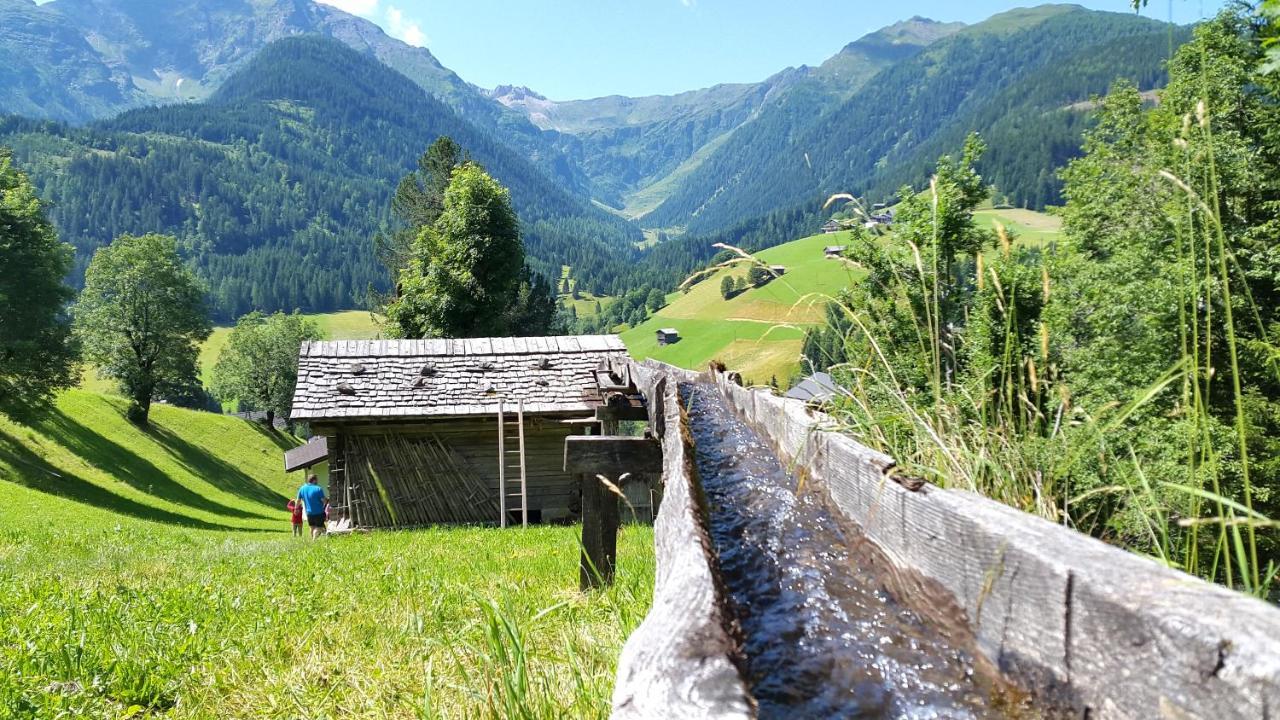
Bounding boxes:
296 474 327 540
287 499 303 537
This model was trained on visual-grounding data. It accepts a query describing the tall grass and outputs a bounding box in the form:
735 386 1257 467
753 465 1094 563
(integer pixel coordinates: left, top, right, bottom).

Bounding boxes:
0 517 655 719
789 98 1277 598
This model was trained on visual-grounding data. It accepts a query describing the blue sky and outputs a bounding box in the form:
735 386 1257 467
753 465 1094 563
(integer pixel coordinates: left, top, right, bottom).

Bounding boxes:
332 1 1223 99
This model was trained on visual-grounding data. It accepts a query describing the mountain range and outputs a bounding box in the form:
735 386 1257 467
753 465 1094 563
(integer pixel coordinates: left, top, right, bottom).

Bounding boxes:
0 0 1192 315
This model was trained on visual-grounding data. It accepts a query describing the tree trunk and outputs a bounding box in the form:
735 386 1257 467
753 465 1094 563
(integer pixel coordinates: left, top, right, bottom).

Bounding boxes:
266 409 275 428
128 383 153 426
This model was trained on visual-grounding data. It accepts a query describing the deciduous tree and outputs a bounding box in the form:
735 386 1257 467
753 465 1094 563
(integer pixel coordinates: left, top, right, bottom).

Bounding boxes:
75 234 211 426
387 163 549 338
212 311 324 428
0 149 78 411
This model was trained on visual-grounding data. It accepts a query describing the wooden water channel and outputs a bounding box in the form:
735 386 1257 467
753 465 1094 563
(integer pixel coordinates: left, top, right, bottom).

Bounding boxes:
603 359 1280 720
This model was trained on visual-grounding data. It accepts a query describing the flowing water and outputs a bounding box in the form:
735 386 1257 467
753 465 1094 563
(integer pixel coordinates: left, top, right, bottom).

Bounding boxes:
681 382 1024 719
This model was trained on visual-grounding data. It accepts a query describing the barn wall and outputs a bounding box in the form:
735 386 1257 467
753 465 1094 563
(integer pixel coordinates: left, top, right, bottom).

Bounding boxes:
324 416 586 527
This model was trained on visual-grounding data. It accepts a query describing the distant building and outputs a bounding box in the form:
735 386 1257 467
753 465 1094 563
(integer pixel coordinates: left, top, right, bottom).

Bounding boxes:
785 372 841 406
770 265 786 276
824 245 846 259
656 328 681 346
290 335 629 528
821 219 844 234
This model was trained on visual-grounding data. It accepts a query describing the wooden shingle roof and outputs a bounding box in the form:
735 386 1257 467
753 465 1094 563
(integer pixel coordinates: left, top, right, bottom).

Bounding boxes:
290 335 628 421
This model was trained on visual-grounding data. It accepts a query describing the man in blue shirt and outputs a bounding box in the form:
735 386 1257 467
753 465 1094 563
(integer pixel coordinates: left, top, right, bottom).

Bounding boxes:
297 474 327 539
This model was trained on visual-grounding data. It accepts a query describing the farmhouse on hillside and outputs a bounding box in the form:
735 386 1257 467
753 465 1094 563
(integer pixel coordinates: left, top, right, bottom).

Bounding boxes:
655 328 680 346
290 335 636 528
821 219 843 234
824 245 847 259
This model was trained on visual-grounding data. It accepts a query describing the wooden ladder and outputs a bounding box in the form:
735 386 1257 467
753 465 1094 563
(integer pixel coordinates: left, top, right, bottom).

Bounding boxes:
497 399 528 528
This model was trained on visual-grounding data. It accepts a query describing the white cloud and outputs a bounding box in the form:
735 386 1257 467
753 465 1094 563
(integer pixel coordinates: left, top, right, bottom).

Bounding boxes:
315 0 380 18
385 5 429 47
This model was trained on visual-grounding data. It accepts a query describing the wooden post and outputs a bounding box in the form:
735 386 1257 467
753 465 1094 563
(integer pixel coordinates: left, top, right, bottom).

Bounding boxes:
580 415 621 590
497 400 506 528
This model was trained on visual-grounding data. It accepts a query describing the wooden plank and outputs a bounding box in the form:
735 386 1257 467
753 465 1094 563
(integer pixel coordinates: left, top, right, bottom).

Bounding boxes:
699 362 1280 720
498 400 506 528
610 363 753 718
594 404 649 422
563 436 662 476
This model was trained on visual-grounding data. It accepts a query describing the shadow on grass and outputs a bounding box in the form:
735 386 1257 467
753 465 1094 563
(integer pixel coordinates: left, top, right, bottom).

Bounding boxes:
0 428 252 532
241 420 300 453
148 424 288 511
30 411 272 521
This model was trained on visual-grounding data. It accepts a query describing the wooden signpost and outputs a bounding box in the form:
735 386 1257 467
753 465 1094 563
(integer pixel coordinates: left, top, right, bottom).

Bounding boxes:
564 434 662 589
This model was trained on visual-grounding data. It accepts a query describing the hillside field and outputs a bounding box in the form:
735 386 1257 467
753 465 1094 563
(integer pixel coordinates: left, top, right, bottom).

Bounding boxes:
620 207 1060 384
0 391 652 718
621 231 865 385
80 310 384 397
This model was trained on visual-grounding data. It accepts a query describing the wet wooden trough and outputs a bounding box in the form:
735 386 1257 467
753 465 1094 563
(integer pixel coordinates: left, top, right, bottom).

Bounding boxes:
612 359 1280 720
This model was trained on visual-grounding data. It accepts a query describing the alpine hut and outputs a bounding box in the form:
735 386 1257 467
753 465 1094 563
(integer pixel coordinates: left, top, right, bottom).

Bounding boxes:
290 335 630 528
655 328 680 346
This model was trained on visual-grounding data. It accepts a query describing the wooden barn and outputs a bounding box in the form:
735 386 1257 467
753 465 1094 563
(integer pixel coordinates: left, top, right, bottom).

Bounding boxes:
290 335 631 528
655 328 680 346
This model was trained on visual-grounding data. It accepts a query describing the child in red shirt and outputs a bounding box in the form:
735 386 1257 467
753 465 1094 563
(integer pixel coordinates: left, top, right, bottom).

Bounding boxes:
287 499 303 536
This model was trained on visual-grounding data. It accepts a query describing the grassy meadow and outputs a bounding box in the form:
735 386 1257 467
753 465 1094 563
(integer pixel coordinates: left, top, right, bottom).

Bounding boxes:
621 230 865 385
0 391 653 718
619 208 1060 385
80 310 384 398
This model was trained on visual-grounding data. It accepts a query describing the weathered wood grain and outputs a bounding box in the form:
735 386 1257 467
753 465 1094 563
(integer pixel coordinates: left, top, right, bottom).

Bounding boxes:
564 436 663 476
707 366 1280 720
611 362 754 719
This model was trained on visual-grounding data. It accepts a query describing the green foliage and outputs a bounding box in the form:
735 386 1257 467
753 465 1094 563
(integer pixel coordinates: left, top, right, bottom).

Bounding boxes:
387 164 554 338
0 148 77 410
645 287 666 312
0 37 641 319
374 136 464 286
74 234 211 425
211 311 324 426
804 8 1280 596
719 274 734 300
645 8 1182 234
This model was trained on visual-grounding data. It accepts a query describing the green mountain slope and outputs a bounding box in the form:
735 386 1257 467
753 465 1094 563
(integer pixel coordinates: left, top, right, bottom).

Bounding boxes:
643 6 1183 234
2 36 641 318
623 206 1062 383
1 0 591 193
496 17 960 216
0 389 652 716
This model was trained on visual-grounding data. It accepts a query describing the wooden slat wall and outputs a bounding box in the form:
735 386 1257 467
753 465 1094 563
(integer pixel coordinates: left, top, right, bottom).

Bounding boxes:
325 416 581 527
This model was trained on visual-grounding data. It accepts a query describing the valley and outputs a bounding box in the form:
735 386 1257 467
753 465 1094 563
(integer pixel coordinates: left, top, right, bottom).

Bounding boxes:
8 1 1280 718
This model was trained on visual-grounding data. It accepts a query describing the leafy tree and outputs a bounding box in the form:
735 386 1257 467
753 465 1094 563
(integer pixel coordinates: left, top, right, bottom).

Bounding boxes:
0 149 78 410
645 288 666 312
212 311 324 428
746 264 770 287
374 136 464 286
720 274 735 300
74 234 211 425
388 163 559 338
